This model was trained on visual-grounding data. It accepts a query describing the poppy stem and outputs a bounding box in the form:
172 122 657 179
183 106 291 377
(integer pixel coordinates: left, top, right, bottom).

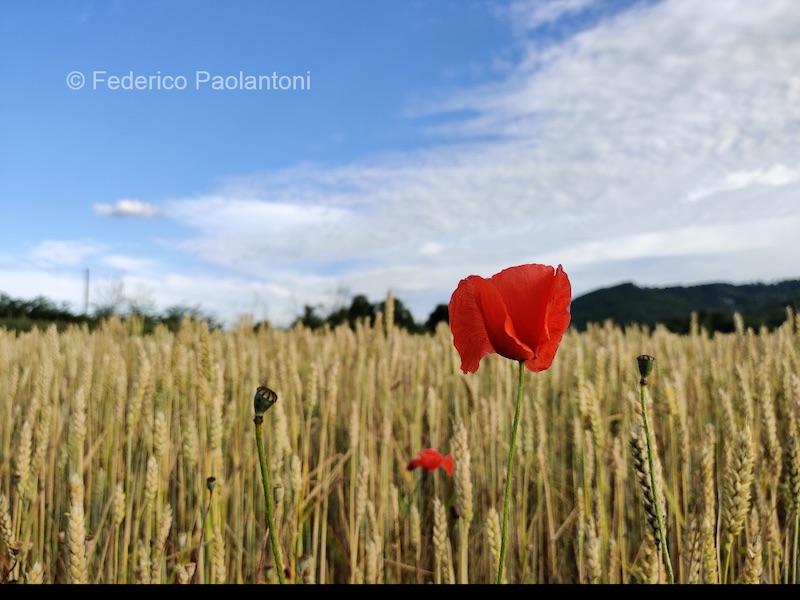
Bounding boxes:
497 359 525 584
254 415 285 584
639 377 674 584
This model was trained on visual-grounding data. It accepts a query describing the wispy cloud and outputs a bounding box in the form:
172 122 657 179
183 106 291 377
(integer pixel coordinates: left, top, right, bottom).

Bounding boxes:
10 0 798 328
140 0 800 326
686 163 800 202
0 269 87 310
30 240 106 266
101 254 158 274
505 0 598 32
93 199 163 217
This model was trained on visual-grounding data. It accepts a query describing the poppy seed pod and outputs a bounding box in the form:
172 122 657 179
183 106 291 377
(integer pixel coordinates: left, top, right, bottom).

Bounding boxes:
254 385 278 416
637 355 655 383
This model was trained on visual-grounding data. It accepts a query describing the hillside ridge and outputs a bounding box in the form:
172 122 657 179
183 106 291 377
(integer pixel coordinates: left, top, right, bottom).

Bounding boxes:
570 278 800 332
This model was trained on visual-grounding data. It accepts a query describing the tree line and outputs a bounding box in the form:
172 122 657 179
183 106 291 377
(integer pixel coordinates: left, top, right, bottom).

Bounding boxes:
0 290 450 335
291 293 449 334
0 291 218 333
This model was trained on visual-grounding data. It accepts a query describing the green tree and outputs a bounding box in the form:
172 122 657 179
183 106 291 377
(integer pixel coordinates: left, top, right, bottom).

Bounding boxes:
424 303 449 333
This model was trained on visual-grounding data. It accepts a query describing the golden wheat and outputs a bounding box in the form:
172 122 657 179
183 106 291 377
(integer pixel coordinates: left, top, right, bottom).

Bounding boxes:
0 308 798 583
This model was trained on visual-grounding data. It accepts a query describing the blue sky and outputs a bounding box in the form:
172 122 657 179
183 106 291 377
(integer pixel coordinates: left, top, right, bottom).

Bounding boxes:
2 0 799 328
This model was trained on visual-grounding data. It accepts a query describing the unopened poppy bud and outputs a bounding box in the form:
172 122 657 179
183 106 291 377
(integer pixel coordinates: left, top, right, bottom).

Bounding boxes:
450 504 462 520
254 386 278 416
206 477 217 493
637 355 655 384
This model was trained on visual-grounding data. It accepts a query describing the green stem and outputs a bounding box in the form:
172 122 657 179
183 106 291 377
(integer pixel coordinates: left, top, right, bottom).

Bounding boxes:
639 380 674 584
255 416 285 584
497 360 525 584
723 536 733 584
197 488 213 584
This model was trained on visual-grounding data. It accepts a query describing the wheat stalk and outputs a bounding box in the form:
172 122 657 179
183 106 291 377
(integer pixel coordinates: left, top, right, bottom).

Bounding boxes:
721 423 755 582
432 496 453 584
639 529 661 584
150 503 173 584
67 473 88 584
630 424 665 552
25 561 44 584
682 515 702 584
453 420 473 584
700 425 719 584
742 514 763 584
486 507 505 584
0 494 13 556
585 515 601 584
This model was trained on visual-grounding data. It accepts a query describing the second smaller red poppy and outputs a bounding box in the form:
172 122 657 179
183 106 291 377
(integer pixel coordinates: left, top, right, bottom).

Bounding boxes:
407 448 454 476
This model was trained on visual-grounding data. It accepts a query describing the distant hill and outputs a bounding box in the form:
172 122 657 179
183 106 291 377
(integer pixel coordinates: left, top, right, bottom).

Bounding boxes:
570 279 800 333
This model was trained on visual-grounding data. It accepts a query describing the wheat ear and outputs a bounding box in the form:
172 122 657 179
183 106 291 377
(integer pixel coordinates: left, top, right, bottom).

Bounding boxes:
67 473 88 584
742 514 763 584
486 507 505 584
25 561 44 584
433 496 453 584
700 425 719 584
630 424 665 551
721 423 755 583
453 421 473 584
0 494 12 556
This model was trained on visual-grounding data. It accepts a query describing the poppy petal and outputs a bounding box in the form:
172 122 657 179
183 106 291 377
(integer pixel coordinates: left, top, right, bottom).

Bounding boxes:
407 449 453 474
489 264 572 373
408 449 428 471
448 276 495 373
440 454 454 476
419 449 441 470
490 264 556 350
525 264 572 371
449 263 571 374
449 275 533 373
472 277 534 362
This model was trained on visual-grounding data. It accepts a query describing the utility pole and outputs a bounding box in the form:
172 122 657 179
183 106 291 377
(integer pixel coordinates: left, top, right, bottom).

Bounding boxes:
84 268 90 315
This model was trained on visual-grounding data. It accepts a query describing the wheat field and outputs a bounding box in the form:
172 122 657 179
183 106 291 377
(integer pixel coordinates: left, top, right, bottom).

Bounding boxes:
1 305 799 584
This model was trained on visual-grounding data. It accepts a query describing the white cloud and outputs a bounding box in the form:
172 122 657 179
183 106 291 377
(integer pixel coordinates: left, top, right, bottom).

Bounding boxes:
93 199 163 217
167 196 347 235
141 0 800 325
101 254 158 273
420 242 443 256
0 269 88 313
686 163 800 202
7 0 800 328
30 240 105 266
541 215 800 267
506 0 597 31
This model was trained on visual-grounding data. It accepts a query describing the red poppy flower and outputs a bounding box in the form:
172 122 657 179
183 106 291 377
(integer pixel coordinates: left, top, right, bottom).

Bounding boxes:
448 263 571 374
407 448 454 476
